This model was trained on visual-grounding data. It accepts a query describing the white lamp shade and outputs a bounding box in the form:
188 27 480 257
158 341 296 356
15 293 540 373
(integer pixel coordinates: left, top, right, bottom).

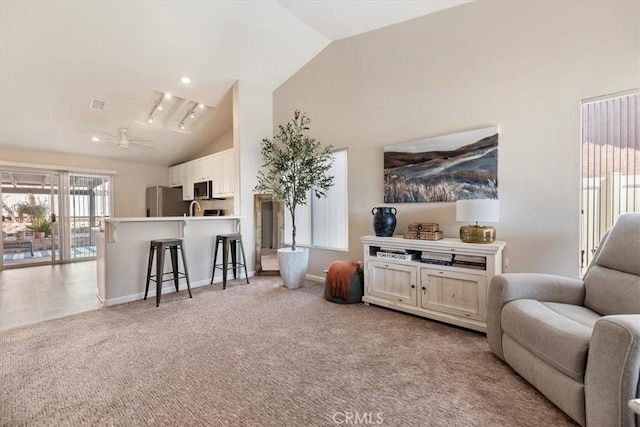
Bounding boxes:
456 199 499 223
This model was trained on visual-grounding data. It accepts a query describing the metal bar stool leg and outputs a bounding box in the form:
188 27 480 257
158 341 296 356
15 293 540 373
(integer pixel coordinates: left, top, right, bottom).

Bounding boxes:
231 240 237 279
144 244 155 300
170 246 179 292
155 243 165 308
222 238 229 290
211 237 220 285
179 242 192 298
238 239 249 284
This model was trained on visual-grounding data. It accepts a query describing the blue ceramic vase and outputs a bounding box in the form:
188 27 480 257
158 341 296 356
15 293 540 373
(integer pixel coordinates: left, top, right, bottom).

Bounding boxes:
372 207 397 237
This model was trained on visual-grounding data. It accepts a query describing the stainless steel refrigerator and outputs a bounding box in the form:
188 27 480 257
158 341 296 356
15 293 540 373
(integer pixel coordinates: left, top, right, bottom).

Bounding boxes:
145 186 187 217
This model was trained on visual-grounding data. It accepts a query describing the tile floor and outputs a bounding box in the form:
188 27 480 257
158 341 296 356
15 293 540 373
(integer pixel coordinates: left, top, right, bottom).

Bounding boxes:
0 261 101 331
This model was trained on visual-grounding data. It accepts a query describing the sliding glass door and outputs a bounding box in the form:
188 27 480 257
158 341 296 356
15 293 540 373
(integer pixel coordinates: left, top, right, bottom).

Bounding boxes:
1 168 112 269
67 173 111 261
1 169 60 267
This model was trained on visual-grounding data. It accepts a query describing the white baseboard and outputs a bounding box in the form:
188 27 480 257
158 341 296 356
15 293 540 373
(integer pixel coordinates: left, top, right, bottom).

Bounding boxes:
103 271 255 307
305 273 325 283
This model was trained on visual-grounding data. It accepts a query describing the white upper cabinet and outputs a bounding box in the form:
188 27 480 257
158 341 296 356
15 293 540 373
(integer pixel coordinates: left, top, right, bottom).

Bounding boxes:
168 164 183 188
181 161 195 201
193 155 215 183
216 149 234 197
169 149 235 201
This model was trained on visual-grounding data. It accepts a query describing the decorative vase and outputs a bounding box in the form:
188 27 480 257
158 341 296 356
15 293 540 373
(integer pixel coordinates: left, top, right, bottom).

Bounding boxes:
277 247 309 289
372 206 397 237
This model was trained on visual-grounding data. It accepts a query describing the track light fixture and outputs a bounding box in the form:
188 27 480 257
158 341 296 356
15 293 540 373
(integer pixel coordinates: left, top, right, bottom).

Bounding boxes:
147 92 167 124
178 103 198 130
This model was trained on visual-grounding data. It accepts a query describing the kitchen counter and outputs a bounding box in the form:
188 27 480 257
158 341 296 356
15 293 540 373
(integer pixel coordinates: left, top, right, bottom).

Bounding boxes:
97 215 247 306
103 216 242 242
104 215 240 222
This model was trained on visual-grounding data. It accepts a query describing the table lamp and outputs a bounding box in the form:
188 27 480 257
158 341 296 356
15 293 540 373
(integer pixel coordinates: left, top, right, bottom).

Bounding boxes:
456 199 499 243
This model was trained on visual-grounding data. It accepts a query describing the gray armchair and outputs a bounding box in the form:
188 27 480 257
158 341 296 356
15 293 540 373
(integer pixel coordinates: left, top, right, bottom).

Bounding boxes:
487 213 640 426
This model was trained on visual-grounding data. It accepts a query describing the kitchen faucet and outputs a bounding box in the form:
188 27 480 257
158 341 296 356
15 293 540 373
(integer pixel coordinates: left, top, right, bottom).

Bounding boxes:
189 200 202 217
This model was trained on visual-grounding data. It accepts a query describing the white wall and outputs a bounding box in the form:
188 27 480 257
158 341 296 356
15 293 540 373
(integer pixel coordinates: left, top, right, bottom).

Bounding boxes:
273 0 640 277
233 81 273 275
0 146 168 217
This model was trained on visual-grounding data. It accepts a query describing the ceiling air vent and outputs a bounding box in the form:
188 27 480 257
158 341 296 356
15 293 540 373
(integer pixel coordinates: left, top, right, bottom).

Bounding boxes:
89 99 105 111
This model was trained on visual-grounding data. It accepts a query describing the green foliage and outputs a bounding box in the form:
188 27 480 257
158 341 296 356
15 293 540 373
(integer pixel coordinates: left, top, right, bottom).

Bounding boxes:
254 110 334 250
13 194 48 222
27 218 52 236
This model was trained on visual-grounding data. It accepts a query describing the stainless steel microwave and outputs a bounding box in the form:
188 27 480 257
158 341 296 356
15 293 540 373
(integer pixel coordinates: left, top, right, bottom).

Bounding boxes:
193 181 212 199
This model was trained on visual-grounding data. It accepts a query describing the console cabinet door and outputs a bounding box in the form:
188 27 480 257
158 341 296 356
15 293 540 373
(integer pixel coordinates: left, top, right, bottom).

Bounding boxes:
368 260 417 306
420 269 487 321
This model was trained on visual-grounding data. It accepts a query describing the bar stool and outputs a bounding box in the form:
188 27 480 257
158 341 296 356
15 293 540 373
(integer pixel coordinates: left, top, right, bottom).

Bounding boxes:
144 238 192 307
210 233 249 289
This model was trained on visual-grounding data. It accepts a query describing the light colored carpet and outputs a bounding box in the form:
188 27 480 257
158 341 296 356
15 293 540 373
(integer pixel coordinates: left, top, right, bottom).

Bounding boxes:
0 277 576 426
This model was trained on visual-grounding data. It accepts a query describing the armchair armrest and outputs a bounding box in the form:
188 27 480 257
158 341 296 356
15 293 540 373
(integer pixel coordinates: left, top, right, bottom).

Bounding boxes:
487 273 585 360
586 315 640 427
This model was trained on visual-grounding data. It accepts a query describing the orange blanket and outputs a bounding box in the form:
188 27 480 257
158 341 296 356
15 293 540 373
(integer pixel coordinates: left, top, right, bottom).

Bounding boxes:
327 261 359 301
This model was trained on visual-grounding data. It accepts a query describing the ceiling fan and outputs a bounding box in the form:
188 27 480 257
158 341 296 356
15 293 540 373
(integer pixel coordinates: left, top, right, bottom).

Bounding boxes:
94 128 155 150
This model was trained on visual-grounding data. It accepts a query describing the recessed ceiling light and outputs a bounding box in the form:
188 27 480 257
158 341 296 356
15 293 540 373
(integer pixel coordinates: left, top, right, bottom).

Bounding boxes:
180 76 192 85
165 93 172 100
198 103 205 109
90 136 100 142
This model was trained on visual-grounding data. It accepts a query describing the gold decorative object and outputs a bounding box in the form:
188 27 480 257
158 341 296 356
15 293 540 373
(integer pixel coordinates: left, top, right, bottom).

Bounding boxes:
456 199 499 244
459 225 496 244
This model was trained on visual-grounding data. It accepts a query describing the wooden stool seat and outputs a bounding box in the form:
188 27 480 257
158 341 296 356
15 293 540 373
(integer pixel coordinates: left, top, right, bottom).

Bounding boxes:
145 238 192 307
211 233 249 289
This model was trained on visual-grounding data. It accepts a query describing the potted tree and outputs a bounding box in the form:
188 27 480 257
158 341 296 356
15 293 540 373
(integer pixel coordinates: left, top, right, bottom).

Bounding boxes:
255 110 334 289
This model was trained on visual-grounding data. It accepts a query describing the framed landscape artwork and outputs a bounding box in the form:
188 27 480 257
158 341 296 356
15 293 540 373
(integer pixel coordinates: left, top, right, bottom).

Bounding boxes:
383 126 498 203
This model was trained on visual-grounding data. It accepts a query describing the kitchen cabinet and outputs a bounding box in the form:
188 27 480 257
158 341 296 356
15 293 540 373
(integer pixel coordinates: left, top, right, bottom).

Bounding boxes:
193 155 215 183
216 149 234 197
168 149 235 201
168 164 183 187
181 162 195 201
361 235 506 333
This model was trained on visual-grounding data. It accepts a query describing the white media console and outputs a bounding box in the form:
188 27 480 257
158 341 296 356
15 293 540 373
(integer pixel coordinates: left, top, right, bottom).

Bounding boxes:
361 235 506 333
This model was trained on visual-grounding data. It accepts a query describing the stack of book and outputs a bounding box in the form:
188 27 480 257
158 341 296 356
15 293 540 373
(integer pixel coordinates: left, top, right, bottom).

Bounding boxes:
420 251 453 266
452 254 487 270
376 247 419 261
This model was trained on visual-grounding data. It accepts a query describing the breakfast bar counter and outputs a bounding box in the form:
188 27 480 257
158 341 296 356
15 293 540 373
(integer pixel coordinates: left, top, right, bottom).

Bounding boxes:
97 216 244 306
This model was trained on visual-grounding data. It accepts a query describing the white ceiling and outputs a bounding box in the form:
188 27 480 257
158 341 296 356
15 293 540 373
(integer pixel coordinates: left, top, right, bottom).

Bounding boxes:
0 0 471 167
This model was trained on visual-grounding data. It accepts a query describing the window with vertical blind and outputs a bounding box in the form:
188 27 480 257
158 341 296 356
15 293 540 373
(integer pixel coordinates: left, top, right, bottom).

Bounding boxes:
580 90 639 272
284 149 349 250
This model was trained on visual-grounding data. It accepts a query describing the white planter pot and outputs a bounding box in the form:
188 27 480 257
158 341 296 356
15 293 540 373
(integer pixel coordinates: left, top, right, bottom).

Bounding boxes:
277 247 309 289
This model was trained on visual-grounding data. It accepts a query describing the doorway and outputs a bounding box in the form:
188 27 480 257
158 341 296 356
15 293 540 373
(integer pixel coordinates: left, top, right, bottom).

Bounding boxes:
1 168 112 269
254 194 284 275
1 170 60 268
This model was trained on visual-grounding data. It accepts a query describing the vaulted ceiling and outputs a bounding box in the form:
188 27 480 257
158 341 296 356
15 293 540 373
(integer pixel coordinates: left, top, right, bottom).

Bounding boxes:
0 1 471 166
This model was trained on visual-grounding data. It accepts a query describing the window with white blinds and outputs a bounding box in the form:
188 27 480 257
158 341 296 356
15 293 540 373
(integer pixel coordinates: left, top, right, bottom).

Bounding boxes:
580 90 639 272
285 149 348 250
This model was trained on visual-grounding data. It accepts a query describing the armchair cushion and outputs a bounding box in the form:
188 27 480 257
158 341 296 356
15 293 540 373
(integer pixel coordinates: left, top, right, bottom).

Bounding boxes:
502 300 599 381
487 273 585 360
584 265 640 315
583 213 640 315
